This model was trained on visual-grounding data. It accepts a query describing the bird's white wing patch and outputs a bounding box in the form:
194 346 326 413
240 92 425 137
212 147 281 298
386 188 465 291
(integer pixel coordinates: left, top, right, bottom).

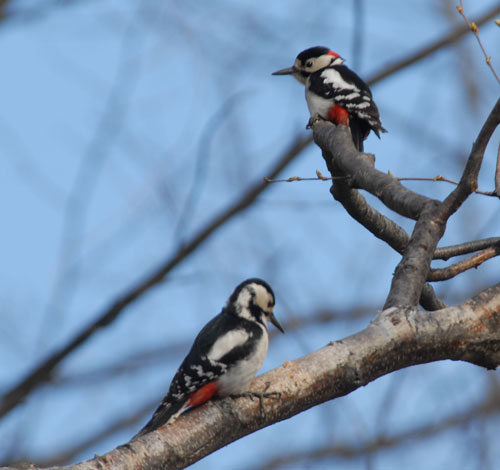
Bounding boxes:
321 68 357 91
207 329 249 362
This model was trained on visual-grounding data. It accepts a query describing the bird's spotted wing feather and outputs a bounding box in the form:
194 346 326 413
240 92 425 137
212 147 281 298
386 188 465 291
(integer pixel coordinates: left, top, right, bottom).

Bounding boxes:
135 312 262 436
309 65 386 136
135 355 225 436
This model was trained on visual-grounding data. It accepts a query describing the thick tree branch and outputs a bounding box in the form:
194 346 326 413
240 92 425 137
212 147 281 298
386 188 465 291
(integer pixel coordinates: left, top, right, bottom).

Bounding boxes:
52 307 372 389
441 98 500 218
0 136 310 421
329 178 409 254
11 283 500 470
326 172 496 309
28 307 373 467
312 97 500 309
384 201 444 308
420 284 447 311
313 123 433 220
312 121 444 308
328 172 445 310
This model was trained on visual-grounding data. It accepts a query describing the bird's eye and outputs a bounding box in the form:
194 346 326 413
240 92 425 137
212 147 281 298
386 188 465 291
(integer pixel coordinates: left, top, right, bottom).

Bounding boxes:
306 60 313 68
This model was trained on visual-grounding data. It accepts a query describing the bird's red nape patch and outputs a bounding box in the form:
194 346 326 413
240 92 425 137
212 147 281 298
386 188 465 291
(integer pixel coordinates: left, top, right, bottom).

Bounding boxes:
327 104 349 126
187 382 218 407
327 50 340 58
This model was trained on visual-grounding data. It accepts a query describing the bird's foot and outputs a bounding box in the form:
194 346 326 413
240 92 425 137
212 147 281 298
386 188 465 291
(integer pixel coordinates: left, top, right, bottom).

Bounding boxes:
306 113 326 129
232 382 281 419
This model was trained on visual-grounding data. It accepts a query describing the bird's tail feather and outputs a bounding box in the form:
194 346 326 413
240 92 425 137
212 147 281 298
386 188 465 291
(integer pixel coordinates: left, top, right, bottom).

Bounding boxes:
349 119 365 152
134 399 187 438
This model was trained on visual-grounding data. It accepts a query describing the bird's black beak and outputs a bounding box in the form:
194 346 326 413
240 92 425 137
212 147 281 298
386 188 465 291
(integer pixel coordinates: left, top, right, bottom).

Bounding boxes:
269 312 285 333
272 66 296 76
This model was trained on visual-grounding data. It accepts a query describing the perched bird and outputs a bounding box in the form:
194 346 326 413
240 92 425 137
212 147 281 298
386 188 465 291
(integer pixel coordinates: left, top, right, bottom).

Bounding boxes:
273 46 387 151
135 278 284 436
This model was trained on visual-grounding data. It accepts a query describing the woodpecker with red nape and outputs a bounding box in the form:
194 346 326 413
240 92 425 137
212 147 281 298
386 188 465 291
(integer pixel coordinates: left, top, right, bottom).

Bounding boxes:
135 278 284 437
273 46 387 152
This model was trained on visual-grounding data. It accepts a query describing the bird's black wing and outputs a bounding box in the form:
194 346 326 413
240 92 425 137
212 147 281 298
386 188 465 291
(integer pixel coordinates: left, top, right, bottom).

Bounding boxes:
135 311 259 436
310 65 386 139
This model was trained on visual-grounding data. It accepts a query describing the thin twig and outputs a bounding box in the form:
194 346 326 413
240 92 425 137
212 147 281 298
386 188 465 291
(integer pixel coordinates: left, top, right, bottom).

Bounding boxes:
264 170 347 183
434 237 500 260
428 245 500 281
457 2 500 85
397 175 495 196
265 173 497 196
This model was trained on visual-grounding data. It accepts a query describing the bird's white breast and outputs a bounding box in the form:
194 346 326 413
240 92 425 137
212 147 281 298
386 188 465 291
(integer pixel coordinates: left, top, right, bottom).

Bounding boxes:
216 325 269 396
305 86 332 118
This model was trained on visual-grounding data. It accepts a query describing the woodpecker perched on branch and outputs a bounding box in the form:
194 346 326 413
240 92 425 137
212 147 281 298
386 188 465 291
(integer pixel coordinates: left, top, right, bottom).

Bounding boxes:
273 46 387 152
135 278 284 436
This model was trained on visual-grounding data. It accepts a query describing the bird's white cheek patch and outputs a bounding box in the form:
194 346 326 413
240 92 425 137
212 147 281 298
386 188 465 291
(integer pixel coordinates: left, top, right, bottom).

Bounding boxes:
207 329 249 361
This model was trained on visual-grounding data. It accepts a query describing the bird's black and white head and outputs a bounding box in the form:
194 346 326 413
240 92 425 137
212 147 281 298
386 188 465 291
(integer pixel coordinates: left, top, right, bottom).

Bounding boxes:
226 278 284 333
272 46 345 84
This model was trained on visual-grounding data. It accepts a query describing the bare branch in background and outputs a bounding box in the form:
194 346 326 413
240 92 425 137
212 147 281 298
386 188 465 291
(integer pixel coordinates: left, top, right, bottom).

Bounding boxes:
0 0 9 20
0 135 310 421
457 2 500 85
368 3 500 85
260 384 500 469
0 0 95 26
42 1 148 341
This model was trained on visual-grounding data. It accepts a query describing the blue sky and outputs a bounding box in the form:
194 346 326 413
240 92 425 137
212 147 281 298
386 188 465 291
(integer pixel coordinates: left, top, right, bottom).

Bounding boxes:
1 1 499 468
